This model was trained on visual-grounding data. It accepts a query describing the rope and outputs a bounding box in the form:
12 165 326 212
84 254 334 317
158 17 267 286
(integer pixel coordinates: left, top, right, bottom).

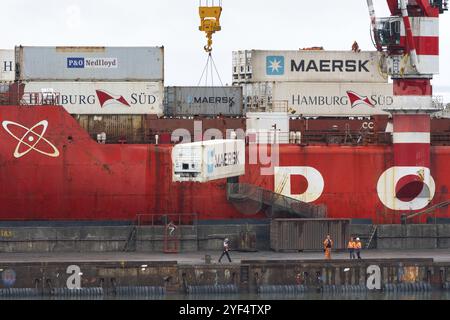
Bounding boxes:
197 53 224 87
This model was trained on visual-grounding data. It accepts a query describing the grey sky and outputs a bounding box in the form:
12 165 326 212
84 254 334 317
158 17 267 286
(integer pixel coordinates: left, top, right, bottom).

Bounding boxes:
2 0 449 101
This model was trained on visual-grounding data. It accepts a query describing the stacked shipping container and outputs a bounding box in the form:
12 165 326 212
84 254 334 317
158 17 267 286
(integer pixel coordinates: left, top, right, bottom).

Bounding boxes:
0 50 15 104
0 49 14 82
233 50 393 117
16 46 165 116
14 46 165 143
164 86 243 117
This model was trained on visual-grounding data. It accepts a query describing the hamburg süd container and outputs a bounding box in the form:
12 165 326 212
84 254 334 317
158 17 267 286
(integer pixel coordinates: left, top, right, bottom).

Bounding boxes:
16 46 164 81
246 82 393 116
23 81 164 115
164 86 243 117
0 49 14 82
233 50 387 84
172 139 245 183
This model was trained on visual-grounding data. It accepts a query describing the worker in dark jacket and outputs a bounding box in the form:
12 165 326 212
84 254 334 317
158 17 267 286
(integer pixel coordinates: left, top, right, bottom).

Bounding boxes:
355 238 363 259
218 238 232 263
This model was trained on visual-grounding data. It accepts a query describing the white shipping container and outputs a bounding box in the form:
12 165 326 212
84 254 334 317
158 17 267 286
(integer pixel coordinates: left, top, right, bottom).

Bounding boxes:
23 81 164 115
236 50 387 83
0 49 14 82
246 112 290 144
172 139 245 183
271 82 393 116
16 46 164 81
242 82 393 116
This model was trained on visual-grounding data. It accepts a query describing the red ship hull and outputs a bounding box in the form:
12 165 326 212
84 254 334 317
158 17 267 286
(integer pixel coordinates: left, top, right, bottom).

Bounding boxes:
0 106 448 223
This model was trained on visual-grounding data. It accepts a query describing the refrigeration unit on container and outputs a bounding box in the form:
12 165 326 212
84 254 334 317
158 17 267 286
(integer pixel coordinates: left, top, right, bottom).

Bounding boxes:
232 50 387 84
0 49 15 82
23 81 164 115
164 86 244 117
15 46 164 81
172 139 245 183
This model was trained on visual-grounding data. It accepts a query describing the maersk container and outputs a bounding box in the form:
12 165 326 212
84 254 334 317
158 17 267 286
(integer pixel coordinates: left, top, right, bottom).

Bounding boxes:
0 49 14 82
268 82 393 116
233 50 387 83
23 81 164 115
172 139 245 183
16 46 164 81
164 86 243 117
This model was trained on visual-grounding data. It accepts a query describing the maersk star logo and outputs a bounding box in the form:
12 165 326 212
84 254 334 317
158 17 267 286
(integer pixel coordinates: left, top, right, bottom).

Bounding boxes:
266 56 285 76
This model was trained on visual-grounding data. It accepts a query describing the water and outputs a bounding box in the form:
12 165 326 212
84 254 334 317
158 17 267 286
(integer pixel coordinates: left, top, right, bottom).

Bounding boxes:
166 291 450 301
5 292 448 300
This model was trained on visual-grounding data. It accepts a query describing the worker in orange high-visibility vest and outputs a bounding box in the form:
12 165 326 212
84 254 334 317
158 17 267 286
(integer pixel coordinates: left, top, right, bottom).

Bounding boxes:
347 237 356 259
355 238 363 260
323 234 333 260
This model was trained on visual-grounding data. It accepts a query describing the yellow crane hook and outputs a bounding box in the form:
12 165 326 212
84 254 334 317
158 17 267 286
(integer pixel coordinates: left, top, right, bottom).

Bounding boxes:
199 1 222 52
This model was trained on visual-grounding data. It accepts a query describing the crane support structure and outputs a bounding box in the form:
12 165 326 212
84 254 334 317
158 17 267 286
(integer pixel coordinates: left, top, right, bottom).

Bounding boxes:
368 0 447 217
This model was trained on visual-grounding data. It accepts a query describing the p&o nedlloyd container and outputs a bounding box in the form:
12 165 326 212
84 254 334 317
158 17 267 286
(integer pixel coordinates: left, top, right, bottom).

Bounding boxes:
164 86 243 117
172 139 245 183
233 50 387 84
16 46 164 81
0 49 15 82
23 81 164 115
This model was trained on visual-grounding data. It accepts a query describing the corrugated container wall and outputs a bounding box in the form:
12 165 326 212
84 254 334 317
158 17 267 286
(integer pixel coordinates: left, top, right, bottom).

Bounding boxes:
16 46 164 81
233 50 387 84
246 82 393 116
75 115 145 143
270 219 350 252
23 81 164 115
0 49 15 82
164 86 243 117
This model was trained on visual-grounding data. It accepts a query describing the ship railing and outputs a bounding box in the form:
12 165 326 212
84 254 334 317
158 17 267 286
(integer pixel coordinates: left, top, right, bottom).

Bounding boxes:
83 130 396 145
247 130 392 145
246 100 289 113
431 133 450 145
136 213 198 227
130 213 199 252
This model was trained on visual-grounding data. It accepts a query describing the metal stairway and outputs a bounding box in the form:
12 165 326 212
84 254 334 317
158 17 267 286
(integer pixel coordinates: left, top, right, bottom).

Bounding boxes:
227 183 327 219
365 225 378 249
403 200 450 223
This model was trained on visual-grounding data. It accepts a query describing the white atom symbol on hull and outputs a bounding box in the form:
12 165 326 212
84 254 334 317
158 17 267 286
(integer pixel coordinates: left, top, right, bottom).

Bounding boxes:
2 120 60 158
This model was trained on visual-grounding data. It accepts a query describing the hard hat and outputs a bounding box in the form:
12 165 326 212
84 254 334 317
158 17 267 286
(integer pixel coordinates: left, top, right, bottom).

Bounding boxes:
356 238 360 241
225 238 229 242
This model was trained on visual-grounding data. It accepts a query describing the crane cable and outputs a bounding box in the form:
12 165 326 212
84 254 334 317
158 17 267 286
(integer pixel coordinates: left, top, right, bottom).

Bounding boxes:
197 53 224 87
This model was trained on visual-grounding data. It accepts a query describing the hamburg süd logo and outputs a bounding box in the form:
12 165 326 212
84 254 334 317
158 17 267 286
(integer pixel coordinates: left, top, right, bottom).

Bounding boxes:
95 90 131 108
346 91 375 108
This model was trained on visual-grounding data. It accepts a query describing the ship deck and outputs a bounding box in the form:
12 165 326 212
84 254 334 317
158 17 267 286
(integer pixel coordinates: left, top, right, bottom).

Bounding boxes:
1 249 450 264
